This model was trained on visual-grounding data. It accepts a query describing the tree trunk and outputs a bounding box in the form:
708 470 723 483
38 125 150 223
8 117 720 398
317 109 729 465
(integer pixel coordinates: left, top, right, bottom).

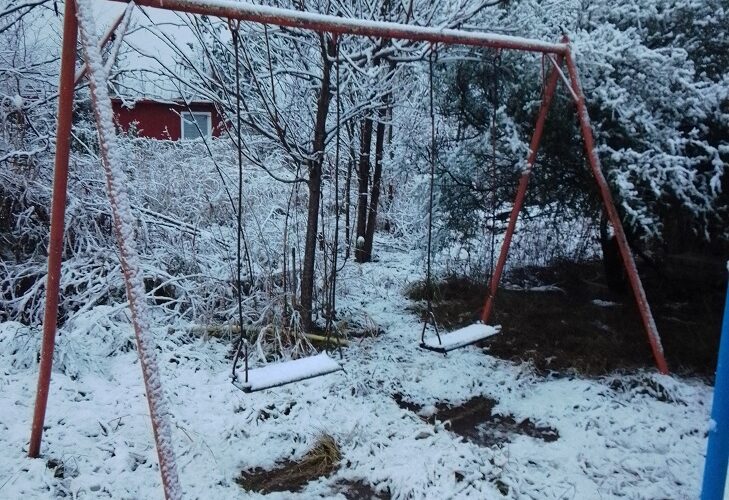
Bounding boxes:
344 120 355 256
363 106 387 261
301 36 334 332
384 105 394 233
354 117 373 263
600 214 627 294
384 183 394 232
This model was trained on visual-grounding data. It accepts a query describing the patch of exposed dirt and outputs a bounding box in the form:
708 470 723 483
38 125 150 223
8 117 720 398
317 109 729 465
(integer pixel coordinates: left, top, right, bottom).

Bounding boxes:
334 479 392 499
46 458 65 479
393 394 559 447
236 435 340 494
407 259 725 378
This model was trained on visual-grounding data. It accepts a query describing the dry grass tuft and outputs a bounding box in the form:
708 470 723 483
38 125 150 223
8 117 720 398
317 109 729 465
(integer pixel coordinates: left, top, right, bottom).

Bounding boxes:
300 434 341 475
236 433 341 493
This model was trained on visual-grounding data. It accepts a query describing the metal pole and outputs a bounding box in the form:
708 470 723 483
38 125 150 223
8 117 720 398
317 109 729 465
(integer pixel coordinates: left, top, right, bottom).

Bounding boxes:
701 274 729 499
28 0 78 459
114 0 567 55
480 55 562 324
563 46 668 374
74 0 181 496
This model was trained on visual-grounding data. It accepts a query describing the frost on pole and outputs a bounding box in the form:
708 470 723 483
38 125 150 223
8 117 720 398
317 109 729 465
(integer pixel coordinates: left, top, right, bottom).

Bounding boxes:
74 0 182 498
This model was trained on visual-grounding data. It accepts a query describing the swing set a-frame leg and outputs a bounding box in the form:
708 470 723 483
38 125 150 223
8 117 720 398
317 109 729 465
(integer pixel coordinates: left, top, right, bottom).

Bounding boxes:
480 44 669 375
29 1 133 460
28 0 78 460
563 47 668 374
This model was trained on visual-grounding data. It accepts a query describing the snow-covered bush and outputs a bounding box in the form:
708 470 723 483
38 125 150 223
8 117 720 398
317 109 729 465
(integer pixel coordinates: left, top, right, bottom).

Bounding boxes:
435 0 728 267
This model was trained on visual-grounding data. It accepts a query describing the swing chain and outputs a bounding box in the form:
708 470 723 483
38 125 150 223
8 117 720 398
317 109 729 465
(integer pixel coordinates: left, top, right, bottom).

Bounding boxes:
421 43 441 346
229 18 249 385
324 32 344 360
487 49 501 285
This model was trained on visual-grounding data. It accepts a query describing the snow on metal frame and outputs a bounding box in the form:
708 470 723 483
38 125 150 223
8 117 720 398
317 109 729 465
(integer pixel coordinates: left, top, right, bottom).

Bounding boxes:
105 0 666 376
74 0 182 498
113 0 568 54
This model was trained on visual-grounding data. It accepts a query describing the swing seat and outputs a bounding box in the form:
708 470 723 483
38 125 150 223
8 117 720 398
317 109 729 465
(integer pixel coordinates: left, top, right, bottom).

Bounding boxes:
421 324 501 353
232 352 342 393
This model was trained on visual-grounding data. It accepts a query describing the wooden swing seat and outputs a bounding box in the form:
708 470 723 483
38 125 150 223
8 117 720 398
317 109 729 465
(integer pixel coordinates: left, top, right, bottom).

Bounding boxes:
232 352 342 393
420 323 500 353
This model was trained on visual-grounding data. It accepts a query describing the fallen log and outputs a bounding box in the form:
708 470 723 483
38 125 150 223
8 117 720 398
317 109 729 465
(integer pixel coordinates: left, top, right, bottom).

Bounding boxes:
182 324 349 346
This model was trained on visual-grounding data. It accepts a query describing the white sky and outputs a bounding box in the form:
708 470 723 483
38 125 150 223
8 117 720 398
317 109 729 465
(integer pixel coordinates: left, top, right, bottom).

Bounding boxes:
21 1 201 95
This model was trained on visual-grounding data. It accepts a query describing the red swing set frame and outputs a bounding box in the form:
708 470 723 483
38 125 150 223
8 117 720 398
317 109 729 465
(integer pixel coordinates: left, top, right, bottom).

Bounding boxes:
28 1 669 498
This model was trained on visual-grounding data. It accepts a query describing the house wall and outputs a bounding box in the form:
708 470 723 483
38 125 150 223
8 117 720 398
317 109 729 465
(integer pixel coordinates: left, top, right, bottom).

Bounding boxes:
111 100 224 140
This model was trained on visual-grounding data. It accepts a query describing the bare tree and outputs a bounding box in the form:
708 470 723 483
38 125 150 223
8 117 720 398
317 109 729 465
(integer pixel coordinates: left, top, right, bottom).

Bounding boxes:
128 0 506 329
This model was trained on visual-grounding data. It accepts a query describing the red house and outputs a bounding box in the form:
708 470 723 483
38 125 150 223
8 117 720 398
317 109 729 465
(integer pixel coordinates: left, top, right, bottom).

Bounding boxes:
111 98 224 141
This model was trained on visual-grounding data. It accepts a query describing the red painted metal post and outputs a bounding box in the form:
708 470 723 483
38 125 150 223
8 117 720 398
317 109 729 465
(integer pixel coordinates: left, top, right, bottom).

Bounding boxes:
563 47 668 374
480 56 562 324
28 0 78 458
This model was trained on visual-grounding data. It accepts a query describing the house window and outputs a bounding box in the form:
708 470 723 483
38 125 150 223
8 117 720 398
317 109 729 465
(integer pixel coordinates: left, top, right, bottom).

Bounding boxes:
181 111 212 140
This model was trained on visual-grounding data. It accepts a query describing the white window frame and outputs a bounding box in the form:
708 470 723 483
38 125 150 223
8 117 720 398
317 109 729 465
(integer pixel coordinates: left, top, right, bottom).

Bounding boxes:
180 111 212 140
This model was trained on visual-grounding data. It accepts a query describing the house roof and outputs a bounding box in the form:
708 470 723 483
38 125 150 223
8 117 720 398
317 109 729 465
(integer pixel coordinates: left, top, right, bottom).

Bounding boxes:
111 97 216 107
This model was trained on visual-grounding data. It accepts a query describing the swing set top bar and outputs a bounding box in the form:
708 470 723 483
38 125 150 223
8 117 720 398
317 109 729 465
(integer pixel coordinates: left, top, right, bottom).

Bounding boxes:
112 0 568 54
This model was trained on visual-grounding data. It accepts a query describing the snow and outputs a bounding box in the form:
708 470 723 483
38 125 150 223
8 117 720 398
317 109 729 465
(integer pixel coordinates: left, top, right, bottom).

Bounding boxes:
421 323 500 352
234 352 342 392
2 0 724 494
592 299 620 307
503 282 568 293
3 1 720 494
0 240 714 499
524 284 565 293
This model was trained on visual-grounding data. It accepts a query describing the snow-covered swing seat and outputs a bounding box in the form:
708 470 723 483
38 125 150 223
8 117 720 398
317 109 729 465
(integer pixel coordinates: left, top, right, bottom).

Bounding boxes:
420 323 501 354
232 351 342 393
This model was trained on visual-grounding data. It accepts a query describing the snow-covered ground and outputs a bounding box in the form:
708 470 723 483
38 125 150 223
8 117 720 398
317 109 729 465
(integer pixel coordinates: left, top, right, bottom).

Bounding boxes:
0 241 714 499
